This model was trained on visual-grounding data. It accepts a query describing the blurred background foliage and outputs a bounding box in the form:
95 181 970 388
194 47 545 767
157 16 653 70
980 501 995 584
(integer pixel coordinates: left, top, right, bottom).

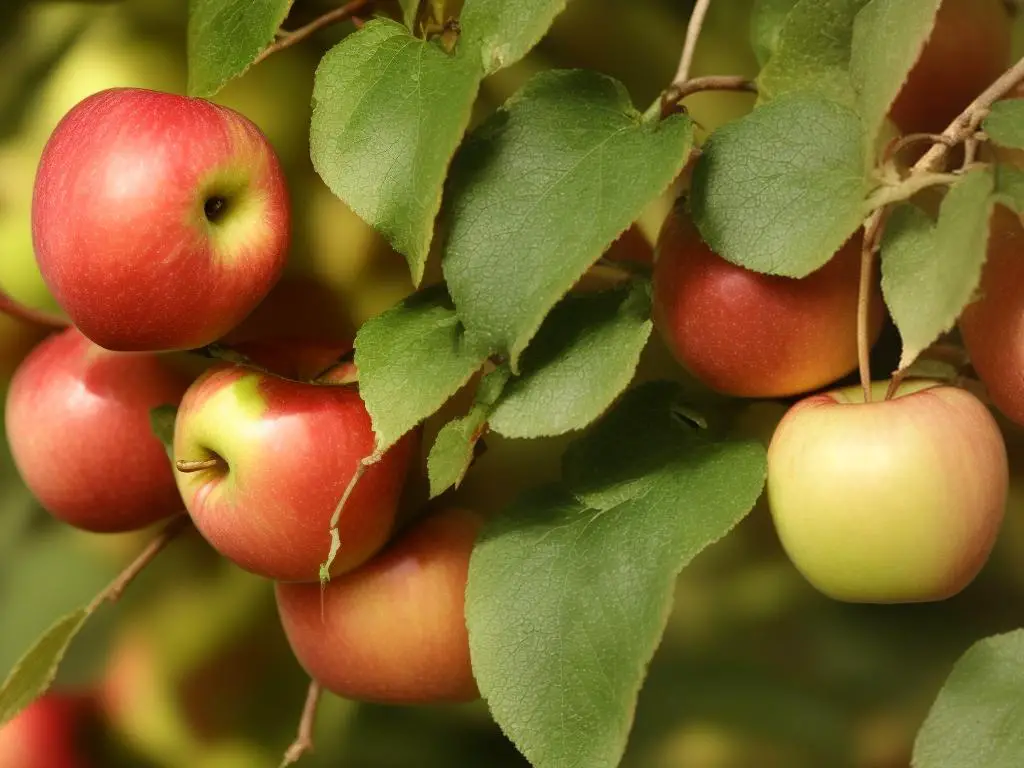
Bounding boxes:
1 1 1024 766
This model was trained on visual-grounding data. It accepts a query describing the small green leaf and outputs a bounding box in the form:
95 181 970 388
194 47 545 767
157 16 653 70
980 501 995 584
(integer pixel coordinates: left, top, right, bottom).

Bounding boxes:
443 69 692 370
691 92 870 277
186 0 292 97
149 405 177 461
749 0 800 65
881 168 994 370
994 163 1024 213
913 630 1024 768
489 282 652 438
984 100 1024 151
398 0 420 29
354 286 490 452
850 0 942 147
756 0 868 108
461 0 569 74
0 609 89 727
467 382 766 768
310 18 483 283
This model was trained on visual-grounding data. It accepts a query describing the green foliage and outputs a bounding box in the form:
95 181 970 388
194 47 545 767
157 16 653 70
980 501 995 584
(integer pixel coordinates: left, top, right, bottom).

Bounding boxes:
186 0 293 97
880 168 994 370
310 19 483 284
691 92 870 277
398 0 420 29
984 100 1024 150
460 0 570 74
442 69 692 370
467 382 766 768
913 630 1024 768
748 0 800 65
994 163 1024 213
149 404 177 461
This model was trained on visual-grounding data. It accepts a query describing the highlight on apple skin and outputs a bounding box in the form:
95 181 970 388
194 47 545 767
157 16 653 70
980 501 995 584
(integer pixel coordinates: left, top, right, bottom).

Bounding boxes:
652 205 883 398
766 379 1008 604
959 205 1024 428
275 508 481 705
31 87 290 352
5 327 190 533
172 365 416 582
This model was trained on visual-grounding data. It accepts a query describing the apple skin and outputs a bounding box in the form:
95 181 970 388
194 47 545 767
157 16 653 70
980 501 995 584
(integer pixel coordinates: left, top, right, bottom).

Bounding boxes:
652 207 883 398
767 380 1008 603
0 694 92 768
959 205 1024 427
32 87 290 352
5 327 190 532
173 365 416 582
889 0 1010 136
275 508 481 704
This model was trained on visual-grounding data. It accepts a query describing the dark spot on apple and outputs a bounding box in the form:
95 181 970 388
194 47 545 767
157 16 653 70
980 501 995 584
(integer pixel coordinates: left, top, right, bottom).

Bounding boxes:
204 195 228 223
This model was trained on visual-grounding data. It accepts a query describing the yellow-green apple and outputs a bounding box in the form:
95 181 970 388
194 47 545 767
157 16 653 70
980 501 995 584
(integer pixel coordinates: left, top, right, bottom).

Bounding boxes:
172 366 416 582
652 206 883 398
888 0 1011 136
767 379 1008 603
0 693 93 768
31 88 290 352
5 327 189 532
959 205 1024 427
275 508 481 703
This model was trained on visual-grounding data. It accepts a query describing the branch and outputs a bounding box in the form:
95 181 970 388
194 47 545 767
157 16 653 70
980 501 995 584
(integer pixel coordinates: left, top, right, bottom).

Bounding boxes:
673 0 712 85
280 680 323 767
0 288 69 331
253 0 376 66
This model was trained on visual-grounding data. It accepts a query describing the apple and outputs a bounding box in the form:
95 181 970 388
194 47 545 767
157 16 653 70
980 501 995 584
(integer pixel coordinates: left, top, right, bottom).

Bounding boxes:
31 87 290 352
275 508 481 704
604 224 653 266
652 206 883 398
767 379 1008 603
959 205 1024 427
888 0 1011 136
0 694 92 768
5 327 190 532
172 365 416 582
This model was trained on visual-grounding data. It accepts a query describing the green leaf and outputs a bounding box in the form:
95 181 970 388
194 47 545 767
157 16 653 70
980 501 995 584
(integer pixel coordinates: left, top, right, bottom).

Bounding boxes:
186 0 292 98
994 163 1024 213
0 609 89 727
756 0 868 108
467 382 766 768
149 405 177 462
850 0 942 147
984 100 1024 150
489 282 652 438
691 92 870 277
749 0 800 65
398 0 420 29
354 286 490 453
443 70 692 370
913 630 1024 768
461 0 569 74
881 168 994 370
310 18 483 284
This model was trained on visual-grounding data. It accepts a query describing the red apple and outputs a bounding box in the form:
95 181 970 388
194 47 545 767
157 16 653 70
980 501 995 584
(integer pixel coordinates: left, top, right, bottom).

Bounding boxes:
275 508 481 704
31 88 290 352
652 206 883 398
5 327 189 532
0 694 92 768
959 205 1024 427
604 225 653 266
767 379 1008 603
172 365 416 582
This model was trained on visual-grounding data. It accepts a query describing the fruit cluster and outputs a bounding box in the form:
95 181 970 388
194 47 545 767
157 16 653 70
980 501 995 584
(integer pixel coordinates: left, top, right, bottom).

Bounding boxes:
7 87 479 708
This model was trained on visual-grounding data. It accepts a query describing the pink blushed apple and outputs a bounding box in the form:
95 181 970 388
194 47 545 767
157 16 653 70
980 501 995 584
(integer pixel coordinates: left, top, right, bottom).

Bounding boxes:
0 694 93 768
767 380 1008 603
172 365 416 582
5 327 190 532
31 88 290 352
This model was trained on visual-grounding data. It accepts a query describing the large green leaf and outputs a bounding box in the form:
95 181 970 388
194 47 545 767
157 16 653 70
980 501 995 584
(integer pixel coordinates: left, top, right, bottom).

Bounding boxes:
187 0 292 97
461 0 570 74
984 100 1024 151
310 18 483 283
467 382 766 768
690 91 870 277
442 70 692 371
749 0 800 65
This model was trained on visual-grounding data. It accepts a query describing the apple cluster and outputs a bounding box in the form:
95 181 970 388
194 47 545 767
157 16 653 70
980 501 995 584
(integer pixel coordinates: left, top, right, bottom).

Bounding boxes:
6 88 480 707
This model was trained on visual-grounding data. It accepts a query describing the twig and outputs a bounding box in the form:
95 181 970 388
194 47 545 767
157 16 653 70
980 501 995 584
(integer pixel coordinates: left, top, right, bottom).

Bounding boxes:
0 288 69 331
882 132 954 165
673 0 712 85
86 515 190 611
280 681 323 767
253 0 375 66
668 75 757 103
857 209 887 402
320 454 379 586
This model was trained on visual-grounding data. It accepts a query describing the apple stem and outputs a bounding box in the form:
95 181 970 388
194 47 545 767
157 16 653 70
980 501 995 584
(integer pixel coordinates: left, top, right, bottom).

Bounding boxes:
0 288 69 331
175 457 223 473
280 680 323 767
319 454 379 585
857 209 887 402
253 0 375 67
